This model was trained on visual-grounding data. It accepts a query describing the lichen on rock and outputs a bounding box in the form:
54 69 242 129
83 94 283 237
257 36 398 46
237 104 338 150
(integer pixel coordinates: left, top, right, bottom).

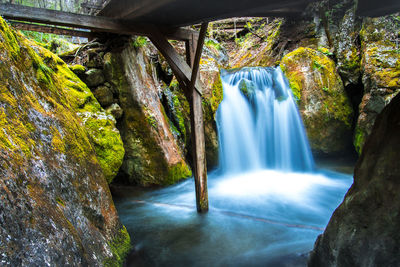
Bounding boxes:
103 44 192 186
28 40 125 183
280 47 354 155
355 14 400 154
0 16 128 265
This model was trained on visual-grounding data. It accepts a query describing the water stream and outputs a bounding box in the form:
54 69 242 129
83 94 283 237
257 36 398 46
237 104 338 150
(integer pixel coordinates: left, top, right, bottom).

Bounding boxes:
114 67 354 266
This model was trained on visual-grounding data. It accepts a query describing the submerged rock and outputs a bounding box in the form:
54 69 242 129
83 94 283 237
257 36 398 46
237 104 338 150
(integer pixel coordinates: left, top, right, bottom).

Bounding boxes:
280 47 354 155
308 90 400 267
0 17 128 265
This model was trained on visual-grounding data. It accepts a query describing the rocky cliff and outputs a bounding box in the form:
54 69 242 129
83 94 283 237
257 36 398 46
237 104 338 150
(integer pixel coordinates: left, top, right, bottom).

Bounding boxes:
308 86 400 267
0 17 129 266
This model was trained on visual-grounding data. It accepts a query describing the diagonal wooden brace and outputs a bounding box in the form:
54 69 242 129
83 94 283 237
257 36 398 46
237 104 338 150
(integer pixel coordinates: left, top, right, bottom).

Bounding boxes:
149 23 209 213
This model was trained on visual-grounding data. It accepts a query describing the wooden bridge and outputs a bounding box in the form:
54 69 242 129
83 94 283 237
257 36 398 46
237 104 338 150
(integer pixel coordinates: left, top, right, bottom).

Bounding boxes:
0 0 399 213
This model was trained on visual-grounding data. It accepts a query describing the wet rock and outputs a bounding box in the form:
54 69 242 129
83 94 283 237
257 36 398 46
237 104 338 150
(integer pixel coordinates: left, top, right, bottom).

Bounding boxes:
0 17 128 266
238 79 256 100
280 47 354 155
308 92 400 267
84 68 105 87
107 103 124 119
93 85 114 107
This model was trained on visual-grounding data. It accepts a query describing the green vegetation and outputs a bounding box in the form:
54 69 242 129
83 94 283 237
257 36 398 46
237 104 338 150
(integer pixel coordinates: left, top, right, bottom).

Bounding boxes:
104 226 132 267
166 161 192 185
205 39 222 51
133 36 148 48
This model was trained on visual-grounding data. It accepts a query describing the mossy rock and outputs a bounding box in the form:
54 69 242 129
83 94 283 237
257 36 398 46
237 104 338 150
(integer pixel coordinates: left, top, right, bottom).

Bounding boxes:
238 79 256 100
104 226 132 267
280 47 354 155
32 45 124 183
0 16 129 265
69 64 86 75
104 49 192 186
355 15 400 155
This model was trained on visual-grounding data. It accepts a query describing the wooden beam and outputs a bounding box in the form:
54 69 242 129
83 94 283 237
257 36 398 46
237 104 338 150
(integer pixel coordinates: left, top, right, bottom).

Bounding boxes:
149 27 203 94
99 0 175 20
9 21 94 38
0 3 197 41
80 3 103 10
187 22 209 213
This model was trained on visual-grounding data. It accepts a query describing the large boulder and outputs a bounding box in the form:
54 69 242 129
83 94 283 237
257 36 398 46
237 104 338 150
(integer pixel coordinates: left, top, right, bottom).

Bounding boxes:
354 15 400 154
0 17 128 265
308 89 400 267
280 47 354 155
103 43 192 186
31 42 124 184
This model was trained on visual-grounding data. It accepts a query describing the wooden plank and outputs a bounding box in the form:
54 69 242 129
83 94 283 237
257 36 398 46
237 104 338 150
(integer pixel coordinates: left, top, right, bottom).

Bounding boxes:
0 3 125 32
187 22 209 213
99 0 175 20
0 3 197 41
149 27 203 94
10 21 94 38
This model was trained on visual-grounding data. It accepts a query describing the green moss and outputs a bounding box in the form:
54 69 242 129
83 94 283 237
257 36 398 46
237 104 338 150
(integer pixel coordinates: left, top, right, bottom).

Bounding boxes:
51 126 65 154
69 64 86 75
280 64 302 101
280 47 354 152
82 114 125 183
0 17 21 59
172 94 186 137
104 226 132 267
165 161 192 185
0 108 35 157
20 31 123 183
209 73 224 114
132 36 148 48
238 79 255 99
318 46 333 56
354 127 366 155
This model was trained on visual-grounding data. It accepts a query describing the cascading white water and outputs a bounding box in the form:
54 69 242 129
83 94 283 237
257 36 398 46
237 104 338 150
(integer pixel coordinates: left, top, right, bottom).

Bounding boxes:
217 67 314 174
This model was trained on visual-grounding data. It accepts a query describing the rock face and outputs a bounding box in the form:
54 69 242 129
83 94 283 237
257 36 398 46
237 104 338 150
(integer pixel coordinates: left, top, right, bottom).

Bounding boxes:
156 38 224 170
0 17 129 266
308 92 400 267
280 47 354 154
354 15 400 154
104 43 192 186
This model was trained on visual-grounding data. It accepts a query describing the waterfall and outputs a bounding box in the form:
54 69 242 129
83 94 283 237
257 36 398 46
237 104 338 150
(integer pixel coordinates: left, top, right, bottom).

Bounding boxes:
216 67 314 174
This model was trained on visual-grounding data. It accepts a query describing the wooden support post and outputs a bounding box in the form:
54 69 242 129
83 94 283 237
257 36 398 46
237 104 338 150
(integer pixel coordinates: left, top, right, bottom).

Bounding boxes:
186 22 209 213
149 23 209 213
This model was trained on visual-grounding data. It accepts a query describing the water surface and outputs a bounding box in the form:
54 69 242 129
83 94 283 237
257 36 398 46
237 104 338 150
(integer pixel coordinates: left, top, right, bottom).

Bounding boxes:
113 168 352 267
